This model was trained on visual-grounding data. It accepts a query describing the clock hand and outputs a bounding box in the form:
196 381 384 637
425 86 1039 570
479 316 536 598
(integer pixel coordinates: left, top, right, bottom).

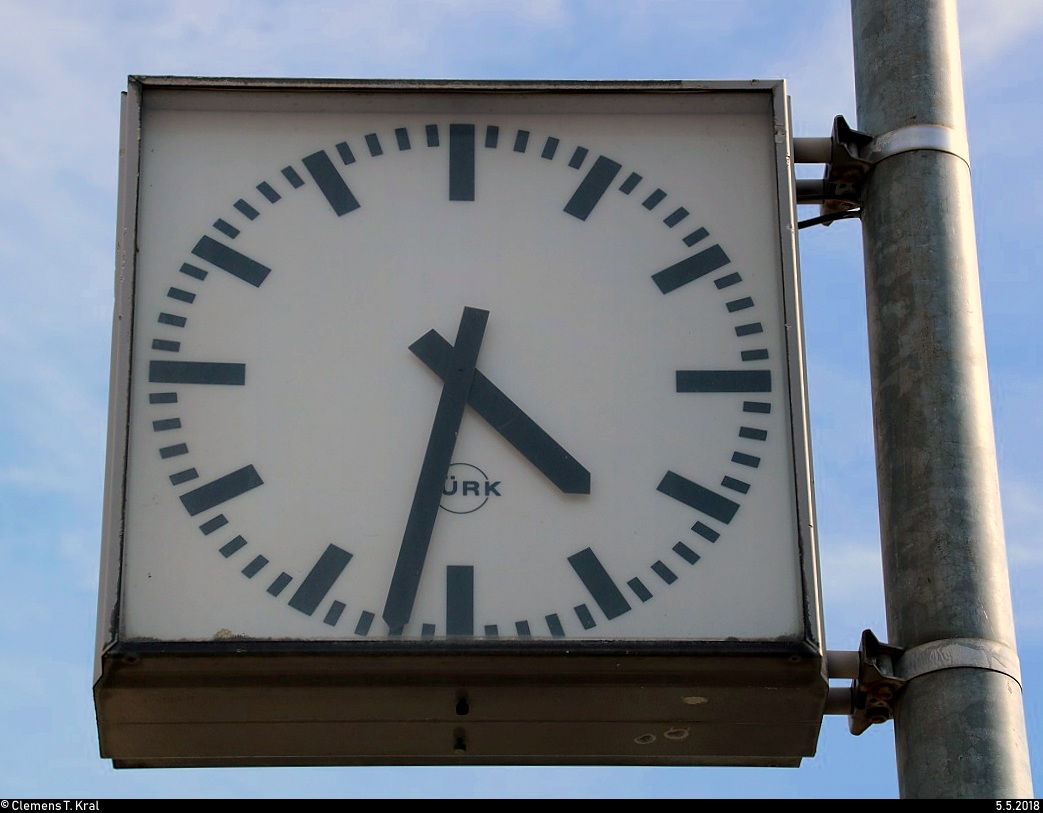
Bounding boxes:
382 306 489 632
409 329 591 495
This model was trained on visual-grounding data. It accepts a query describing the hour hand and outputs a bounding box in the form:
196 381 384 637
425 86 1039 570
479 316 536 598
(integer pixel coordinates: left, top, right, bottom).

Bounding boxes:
409 330 591 495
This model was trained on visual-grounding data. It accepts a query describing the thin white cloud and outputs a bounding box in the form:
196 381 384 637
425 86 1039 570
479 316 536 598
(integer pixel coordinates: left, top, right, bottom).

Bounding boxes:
819 537 888 648
1000 475 1043 637
959 0 1043 70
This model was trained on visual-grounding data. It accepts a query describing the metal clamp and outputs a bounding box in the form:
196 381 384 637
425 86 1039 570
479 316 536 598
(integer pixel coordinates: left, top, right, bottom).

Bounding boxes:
794 115 873 218
860 123 970 168
897 637 1022 687
793 117 970 225
828 630 1023 735
846 629 907 735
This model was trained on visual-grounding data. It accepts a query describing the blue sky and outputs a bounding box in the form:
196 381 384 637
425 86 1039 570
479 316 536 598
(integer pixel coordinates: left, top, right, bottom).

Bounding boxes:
1 0 1040 799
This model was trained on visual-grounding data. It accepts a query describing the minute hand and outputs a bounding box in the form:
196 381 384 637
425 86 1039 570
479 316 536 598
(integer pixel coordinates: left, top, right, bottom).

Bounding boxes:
383 307 488 633
409 330 591 495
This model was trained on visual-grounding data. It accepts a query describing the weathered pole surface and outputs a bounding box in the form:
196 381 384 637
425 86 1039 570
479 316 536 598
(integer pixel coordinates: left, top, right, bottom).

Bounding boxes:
850 0 1032 798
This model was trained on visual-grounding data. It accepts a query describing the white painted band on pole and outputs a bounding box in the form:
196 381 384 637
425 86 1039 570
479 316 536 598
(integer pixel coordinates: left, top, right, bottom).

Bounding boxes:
861 123 970 168
897 637 1022 686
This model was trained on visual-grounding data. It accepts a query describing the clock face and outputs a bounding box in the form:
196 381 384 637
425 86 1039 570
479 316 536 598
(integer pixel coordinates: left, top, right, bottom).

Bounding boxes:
118 86 815 644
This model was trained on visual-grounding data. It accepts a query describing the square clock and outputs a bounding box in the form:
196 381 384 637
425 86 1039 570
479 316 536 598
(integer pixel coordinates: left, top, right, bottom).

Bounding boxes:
95 77 825 767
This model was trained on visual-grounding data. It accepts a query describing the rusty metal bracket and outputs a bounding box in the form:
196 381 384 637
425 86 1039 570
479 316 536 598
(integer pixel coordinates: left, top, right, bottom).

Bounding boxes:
796 116 968 221
847 629 907 735
819 115 873 215
828 630 1022 735
793 114 873 223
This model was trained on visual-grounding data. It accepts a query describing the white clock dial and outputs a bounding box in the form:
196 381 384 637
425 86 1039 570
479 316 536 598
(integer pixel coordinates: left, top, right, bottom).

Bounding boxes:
120 91 810 643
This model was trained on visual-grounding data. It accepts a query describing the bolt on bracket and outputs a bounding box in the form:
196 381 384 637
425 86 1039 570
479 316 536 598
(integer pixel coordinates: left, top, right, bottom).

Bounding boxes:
797 115 873 216
829 629 1023 735
846 629 907 735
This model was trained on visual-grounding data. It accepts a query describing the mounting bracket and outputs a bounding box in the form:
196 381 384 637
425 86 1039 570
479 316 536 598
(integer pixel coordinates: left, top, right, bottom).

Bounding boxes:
794 115 873 217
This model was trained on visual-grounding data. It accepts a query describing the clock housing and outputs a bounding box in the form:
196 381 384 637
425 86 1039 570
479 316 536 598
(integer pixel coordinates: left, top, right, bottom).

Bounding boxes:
95 77 825 767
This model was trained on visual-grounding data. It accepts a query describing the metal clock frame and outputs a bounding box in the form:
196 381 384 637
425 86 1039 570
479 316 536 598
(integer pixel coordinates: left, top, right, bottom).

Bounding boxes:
95 77 825 767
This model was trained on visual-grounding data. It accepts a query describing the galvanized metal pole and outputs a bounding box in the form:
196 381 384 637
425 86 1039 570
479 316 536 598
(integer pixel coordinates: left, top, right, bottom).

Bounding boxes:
850 0 1032 797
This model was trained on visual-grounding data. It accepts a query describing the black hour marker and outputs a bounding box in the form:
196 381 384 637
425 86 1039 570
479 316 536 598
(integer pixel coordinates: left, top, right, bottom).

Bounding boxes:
242 555 268 578
742 349 769 361
693 522 720 542
395 127 411 150
234 199 259 220
425 124 439 147
149 392 177 404
191 236 271 287
676 370 772 393
722 475 750 494
664 207 689 227
446 565 474 636
179 464 264 517
336 142 356 164
355 611 375 636
736 322 764 337
727 297 755 312
421 624 436 638
651 560 677 584
484 624 499 637
152 418 180 432
167 287 195 303
149 360 245 386
158 313 186 327
213 219 239 239
513 130 529 153
302 150 360 217
484 125 499 148
281 167 304 188
152 339 179 352
568 146 588 169
657 471 740 525
288 544 353 616
564 155 622 221
739 426 768 441
257 181 280 202
268 573 292 596
541 137 559 159
574 604 597 628
324 601 346 626
732 451 761 468
619 172 642 194
652 244 731 294
628 578 653 603
715 272 742 289
179 263 207 281
169 468 197 485
642 189 666 209
365 133 382 156
683 227 709 247
568 548 631 620
546 613 565 637
199 514 227 535
159 443 188 459
673 541 701 565
515 620 532 637
220 535 247 557
449 124 475 202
